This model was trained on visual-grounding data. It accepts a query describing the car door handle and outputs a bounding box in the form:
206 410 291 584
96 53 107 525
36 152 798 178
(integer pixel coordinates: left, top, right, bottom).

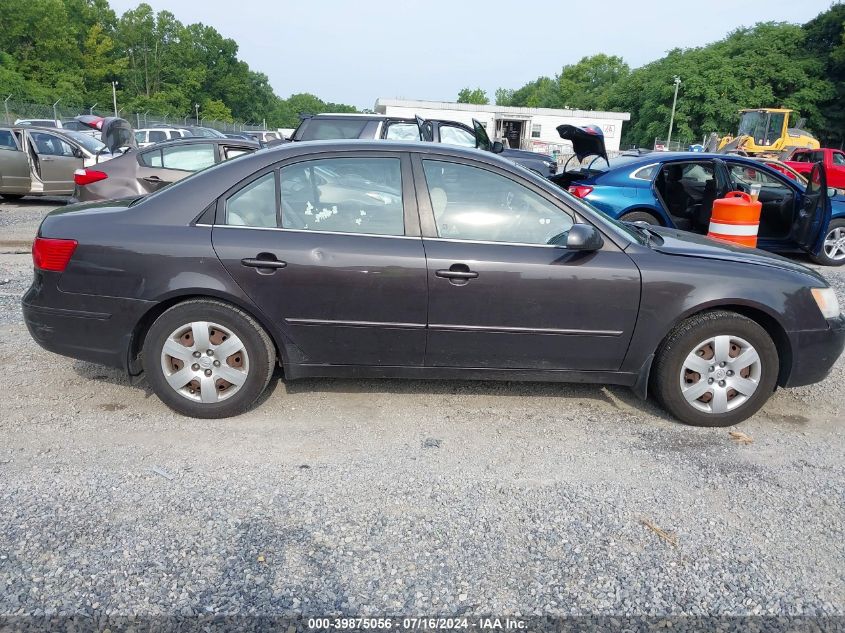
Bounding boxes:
435 264 479 281
142 175 163 183
241 257 287 269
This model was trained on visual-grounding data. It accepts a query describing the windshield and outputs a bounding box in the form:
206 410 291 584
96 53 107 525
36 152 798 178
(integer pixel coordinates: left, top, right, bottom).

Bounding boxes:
61 130 105 154
737 111 786 146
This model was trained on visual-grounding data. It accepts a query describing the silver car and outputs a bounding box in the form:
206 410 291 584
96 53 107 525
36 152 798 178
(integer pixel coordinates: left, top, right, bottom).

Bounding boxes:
0 126 112 199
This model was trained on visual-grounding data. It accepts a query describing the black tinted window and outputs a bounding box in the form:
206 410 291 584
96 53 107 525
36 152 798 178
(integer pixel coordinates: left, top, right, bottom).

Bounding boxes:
279 157 404 236
299 119 368 141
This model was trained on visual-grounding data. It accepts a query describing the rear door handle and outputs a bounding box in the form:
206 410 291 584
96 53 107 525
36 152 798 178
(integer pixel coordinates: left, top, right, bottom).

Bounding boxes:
241 257 287 269
435 269 478 279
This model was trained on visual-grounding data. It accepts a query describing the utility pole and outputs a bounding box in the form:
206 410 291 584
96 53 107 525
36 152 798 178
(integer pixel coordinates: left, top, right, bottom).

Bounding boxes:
666 76 681 150
111 81 119 117
89 103 97 115
195 103 200 125
52 99 61 125
3 95 11 125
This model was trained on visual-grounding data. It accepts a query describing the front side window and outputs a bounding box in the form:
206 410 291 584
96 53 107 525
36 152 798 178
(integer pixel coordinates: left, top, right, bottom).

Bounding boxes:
439 125 476 148
225 172 277 227
135 131 147 144
421 160 573 245
728 163 788 190
279 157 404 236
0 130 17 150
384 122 421 141
833 152 845 166
29 132 75 157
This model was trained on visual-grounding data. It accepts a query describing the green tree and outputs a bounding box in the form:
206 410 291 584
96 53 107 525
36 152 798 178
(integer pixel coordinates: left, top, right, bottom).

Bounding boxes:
457 87 489 105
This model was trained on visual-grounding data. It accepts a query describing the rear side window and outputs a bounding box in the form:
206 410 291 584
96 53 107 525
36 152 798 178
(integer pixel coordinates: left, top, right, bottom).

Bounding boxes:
384 122 421 141
298 119 368 141
279 157 404 236
140 143 216 171
439 125 476 148
0 130 17 150
834 153 845 166
148 130 167 143
225 172 278 228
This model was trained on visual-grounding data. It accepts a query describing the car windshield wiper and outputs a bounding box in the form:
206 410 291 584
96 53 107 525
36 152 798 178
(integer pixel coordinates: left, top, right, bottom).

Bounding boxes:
622 220 657 245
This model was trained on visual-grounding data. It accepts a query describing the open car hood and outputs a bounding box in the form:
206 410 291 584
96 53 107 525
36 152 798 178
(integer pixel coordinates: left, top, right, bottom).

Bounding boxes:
556 124 607 162
74 115 136 152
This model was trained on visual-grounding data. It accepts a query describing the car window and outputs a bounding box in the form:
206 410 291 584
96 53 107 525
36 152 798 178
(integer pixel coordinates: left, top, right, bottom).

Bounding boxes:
0 130 18 150
29 132 75 157
160 143 216 171
299 119 368 141
135 131 147 144
224 172 277 227
421 160 573 245
384 122 421 141
148 130 167 143
224 146 252 160
631 164 658 180
279 157 404 236
439 125 476 148
833 153 845 166
728 163 788 189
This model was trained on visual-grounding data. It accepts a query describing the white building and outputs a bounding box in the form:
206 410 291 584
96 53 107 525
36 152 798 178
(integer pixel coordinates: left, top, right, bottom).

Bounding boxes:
374 98 630 154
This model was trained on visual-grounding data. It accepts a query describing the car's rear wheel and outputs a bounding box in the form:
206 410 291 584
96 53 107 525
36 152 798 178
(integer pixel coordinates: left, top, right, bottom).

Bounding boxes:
142 299 276 418
810 219 845 266
0 194 24 201
651 311 779 427
620 210 661 225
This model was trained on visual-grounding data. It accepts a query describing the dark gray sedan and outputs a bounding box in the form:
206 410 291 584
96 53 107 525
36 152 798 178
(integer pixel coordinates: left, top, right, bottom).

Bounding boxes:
22 141 845 426
72 137 259 202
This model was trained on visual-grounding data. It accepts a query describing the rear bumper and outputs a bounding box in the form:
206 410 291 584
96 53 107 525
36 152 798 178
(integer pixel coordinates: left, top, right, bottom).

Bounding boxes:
22 271 154 372
785 315 845 387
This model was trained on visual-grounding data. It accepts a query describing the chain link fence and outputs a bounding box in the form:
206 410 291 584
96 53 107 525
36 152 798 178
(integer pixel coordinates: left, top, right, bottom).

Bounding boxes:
1 98 271 132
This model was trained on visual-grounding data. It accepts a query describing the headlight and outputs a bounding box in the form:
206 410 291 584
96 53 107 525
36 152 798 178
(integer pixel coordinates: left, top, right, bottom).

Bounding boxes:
811 287 840 319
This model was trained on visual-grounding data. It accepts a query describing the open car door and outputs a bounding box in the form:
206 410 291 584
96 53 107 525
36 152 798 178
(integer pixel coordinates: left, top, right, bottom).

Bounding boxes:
415 115 433 142
794 162 831 254
472 119 494 152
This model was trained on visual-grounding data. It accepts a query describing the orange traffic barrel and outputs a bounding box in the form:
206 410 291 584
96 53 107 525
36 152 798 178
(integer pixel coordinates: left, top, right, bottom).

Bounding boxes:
707 191 762 247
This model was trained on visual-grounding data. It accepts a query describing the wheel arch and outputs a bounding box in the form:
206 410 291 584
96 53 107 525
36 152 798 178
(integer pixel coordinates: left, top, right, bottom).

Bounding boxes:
636 301 793 398
126 291 290 375
618 206 667 225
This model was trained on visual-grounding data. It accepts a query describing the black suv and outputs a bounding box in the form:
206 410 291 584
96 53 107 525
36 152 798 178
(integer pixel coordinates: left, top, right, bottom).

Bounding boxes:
292 114 558 177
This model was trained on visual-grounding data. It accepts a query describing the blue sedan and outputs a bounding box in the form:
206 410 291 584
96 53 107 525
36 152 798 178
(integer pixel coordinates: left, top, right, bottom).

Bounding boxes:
552 150 842 266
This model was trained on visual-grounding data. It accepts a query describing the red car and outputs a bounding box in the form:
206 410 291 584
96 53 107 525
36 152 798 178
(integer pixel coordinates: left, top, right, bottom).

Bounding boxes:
784 148 845 188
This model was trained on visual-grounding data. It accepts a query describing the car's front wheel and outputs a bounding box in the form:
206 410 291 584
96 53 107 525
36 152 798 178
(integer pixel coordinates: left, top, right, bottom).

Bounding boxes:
142 299 276 418
811 218 845 266
651 311 779 426
620 210 661 225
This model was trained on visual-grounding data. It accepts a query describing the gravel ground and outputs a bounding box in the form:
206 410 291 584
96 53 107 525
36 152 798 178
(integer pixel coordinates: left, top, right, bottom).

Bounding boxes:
0 200 843 627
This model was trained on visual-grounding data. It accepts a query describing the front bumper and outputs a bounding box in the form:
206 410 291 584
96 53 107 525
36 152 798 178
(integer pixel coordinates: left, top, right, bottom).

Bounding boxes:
785 315 845 387
22 270 154 373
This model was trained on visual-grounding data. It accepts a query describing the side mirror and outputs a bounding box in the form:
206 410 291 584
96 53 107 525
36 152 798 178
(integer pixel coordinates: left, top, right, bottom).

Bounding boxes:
491 140 504 154
566 223 604 251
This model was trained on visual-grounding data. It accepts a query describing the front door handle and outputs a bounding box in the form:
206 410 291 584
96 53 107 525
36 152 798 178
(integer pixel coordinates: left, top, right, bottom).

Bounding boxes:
241 257 287 269
142 175 163 183
435 269 478 279
435 264 479 284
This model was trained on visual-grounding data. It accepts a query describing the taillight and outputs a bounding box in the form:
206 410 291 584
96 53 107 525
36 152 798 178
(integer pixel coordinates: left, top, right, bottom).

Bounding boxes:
74 168 108 186
568 185 594 199
32 237 78 272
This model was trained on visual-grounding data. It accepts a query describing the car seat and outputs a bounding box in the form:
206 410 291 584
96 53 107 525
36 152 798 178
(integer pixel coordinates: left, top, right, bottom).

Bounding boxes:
664 165 691 218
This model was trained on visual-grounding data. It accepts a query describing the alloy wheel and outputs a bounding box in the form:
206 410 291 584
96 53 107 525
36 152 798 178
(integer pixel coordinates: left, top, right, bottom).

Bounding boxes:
823 226 845 261
679 335 762 414
159 321 249 403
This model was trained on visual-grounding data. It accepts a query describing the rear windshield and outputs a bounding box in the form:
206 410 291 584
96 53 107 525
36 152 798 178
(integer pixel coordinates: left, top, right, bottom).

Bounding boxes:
298 119 368 141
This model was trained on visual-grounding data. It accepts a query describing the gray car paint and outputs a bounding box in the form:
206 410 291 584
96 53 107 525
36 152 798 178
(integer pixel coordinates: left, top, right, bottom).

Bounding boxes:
22 140 845 399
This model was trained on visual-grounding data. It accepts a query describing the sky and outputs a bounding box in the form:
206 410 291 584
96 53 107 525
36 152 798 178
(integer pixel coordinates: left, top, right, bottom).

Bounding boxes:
107 0 837 109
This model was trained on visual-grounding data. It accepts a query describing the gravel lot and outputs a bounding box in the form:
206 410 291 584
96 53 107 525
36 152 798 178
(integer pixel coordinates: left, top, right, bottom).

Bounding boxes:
0 199 843 626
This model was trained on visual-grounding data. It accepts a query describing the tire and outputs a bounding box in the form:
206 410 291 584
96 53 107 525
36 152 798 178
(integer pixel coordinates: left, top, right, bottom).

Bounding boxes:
651 310 779 427
810 218 845 266
1 194 24 201
620 210 661 225
142 299 276 418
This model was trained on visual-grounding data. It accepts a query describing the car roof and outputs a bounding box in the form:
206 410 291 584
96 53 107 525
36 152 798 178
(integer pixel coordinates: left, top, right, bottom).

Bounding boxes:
608 151 767 169
306 113 389 120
